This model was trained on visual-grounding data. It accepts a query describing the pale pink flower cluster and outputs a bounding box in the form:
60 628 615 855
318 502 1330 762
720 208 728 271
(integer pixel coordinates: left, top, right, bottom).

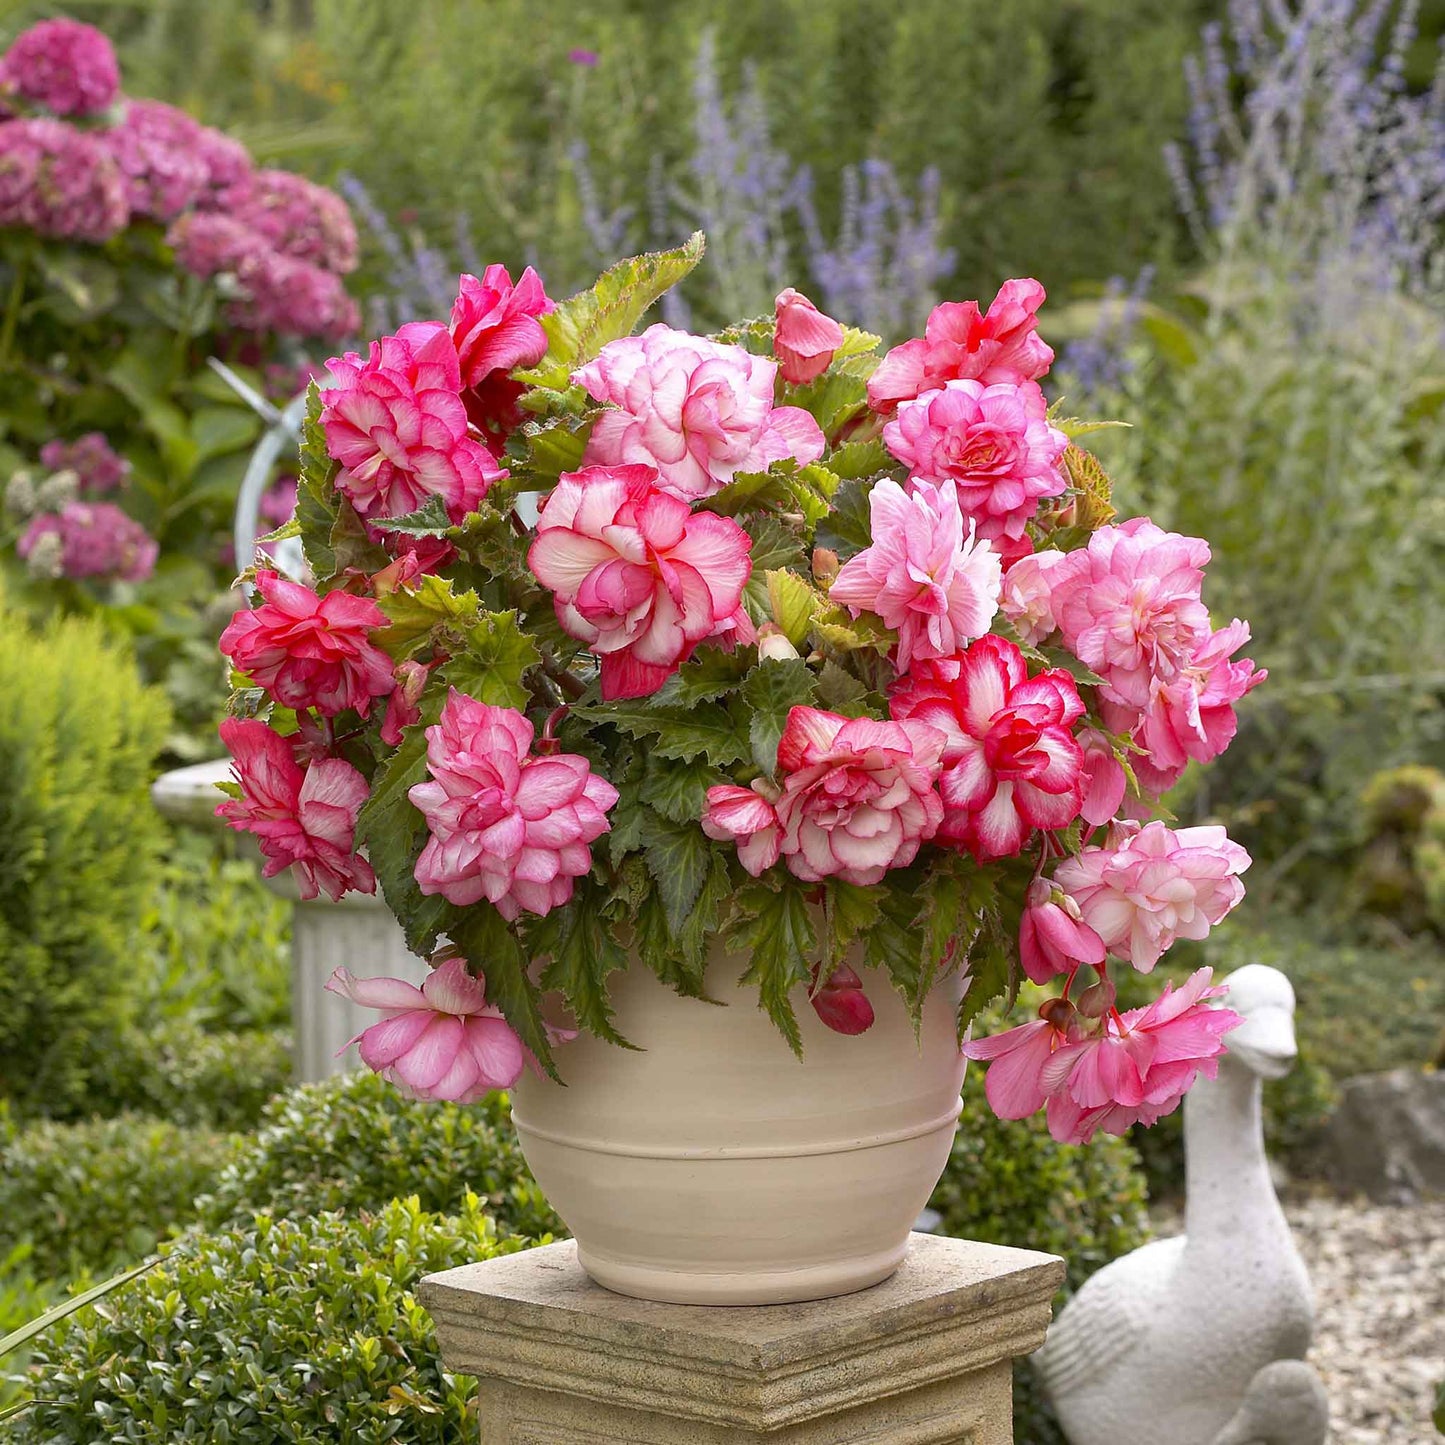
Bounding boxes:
322 321 505 524
883 380 1067 546
830 478 1002 671
232 168 359 275
0 118 126 242
410 691 618 920
1053 820 1251 973
326 956 531 1102
574 324 825 501
17 499 156 582
965 968 1240 1144
529 464 754 701
0 19 119 118
216 717 375 902
703 707 945 886
101 98 209 221
40 433 129 494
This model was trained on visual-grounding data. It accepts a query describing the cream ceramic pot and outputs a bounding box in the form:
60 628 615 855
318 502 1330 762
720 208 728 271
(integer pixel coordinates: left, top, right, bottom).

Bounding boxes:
510 947 967 1306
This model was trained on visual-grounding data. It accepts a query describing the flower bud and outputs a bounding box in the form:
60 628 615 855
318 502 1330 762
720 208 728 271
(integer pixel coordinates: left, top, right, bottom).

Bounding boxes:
810 961 876 1036
811 547 840 586
757 623 801 662
1075 974 1117 1020
773 287 845 385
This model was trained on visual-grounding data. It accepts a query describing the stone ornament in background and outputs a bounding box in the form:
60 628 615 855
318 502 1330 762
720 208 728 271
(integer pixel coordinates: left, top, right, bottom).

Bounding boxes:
1036 965 1326 1445
1326 1068 1445 1204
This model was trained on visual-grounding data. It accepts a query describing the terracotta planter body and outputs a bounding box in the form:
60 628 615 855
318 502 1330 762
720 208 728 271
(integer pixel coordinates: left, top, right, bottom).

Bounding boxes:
511 946 967 1305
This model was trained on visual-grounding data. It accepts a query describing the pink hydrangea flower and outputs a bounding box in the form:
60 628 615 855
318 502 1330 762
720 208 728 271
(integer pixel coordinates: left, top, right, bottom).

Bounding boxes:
449 265 553 387
883 381 1067 545
1019 877 1106 986
574 324 825 502
829 478 1002 672
40 433 128 495
101 98 209 221
322 322 504 523
325 955 528 1102
409 690 618 920
215 717 376 902
773 287 845 385
703 707 945 886
232 168 358 273
1000 547 1067 645
868 279 1054 415
219 568 395 718
1049 519 1214 710
527 463 753 700
1054 820 1251 973
17 501 156 582
0 118 127 241
890 635 1085 860
0 19 119 118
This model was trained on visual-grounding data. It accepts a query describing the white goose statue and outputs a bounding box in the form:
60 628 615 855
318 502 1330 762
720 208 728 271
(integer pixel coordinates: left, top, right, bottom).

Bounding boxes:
1033 964 1324 1445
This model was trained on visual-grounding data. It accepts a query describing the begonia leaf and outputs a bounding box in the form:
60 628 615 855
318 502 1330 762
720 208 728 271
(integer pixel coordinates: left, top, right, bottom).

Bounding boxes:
726 880 817 1056
741 658 817 775
534 892 634 1049
639 810 713 936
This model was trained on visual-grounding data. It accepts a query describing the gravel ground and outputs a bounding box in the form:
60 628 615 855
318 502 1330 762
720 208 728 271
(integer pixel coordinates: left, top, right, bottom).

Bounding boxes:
1288 1194 1445 1445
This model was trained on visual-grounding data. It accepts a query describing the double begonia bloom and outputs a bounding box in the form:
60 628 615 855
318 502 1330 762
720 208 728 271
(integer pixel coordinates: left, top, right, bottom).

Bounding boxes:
409 691 618 920
325 956 527 1102
1000 547 1067 646
883 380 1067 545
1049 519 1213 710
1077 726 1129 827
215 717 375 902
322 321 504 524
527 464 753 700
702 707 945 886
1019 876 1106 986
1054 820 1251 973
829 478 1002 672
574 324 825 502
449 264 553 388
890 635 1085 860
773 287 845 385
220 569 395 718
0 19 120 117
867 279 1054 415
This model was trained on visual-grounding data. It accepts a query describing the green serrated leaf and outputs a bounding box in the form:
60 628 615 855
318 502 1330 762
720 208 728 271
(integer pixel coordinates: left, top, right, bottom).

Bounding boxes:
374 575 484 658
441 611 541 708
825 438 892 483
638 810 714 937
1039 644 1107 689
371 494 455 537
822 879 884 970
639 753 724 825
726 880 817 1055
785 365 873 437
453 906 558 1078
330 496 390 573
911 855 978 1020
575 700 751 766
534 892 634 1048
765 569 818 647
741 658 817 774
815 475 874 557
518 232 706 390
648 649 753 706
296 384 340 580
707 466 798 517
814 659 870 714
813 598 897 654
520 414 593 486
835 325 883 360
708 315 774 353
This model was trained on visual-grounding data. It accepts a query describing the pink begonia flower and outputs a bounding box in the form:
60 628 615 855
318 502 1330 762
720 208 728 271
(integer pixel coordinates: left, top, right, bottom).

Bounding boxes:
322 322 504 523
1049 519 1213 710
829 478 1002 672
1077 725 1129 827
41 433 129 495
810 962 875 1036
1019 876 1106 986
17 501 156 583
216 717 376 902
867 279 1054 415
0 118 127 242
380 658 430 747
0 19 119 117
963 1013 1069 1123
573 324 825 502
449 265 553 388
409 690 618 920
325 956 528 1101
890 635 1085 860
527 464 753 700
773 287 845 385
1104 619 1267 795
1000 547 1067 645
702 707 945 886
1054 820 1251 974
219 568 395 718
882 380 1067 545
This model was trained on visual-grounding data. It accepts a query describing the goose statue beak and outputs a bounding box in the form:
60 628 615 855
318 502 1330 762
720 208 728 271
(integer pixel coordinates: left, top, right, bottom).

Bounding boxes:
1223 1003 1298 1079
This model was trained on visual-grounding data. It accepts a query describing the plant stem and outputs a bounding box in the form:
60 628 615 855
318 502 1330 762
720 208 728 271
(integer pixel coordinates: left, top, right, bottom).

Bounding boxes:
0 251 29 372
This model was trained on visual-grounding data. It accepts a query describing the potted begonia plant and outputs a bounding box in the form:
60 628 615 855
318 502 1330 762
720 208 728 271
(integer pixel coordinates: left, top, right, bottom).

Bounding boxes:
216 234 1262 1304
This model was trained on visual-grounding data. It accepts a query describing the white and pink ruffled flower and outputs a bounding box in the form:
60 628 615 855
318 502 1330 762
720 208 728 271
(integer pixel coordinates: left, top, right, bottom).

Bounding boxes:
703 707 945 886
829 478 1002 672
574 324 824 502
868 279 1054 415
322 321 504 524
528 463 753 700
1000 547 1067 645
1054 820 1251 973
325 955 528 1102
883 380 1066 545
216 717 375 902
409 690 617 920
773 287 844 385
890 635 1085 860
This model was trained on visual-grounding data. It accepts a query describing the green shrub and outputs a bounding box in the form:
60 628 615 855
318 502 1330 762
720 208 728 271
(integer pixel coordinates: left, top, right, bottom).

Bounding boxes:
0 608 170 1119
13 1195 527 1445
0 1242 59 1415
0 1109 238 1280
199 1071 560 1241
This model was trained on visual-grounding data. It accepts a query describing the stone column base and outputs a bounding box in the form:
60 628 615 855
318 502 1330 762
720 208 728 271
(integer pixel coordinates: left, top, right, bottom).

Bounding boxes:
420 1232 1063 1443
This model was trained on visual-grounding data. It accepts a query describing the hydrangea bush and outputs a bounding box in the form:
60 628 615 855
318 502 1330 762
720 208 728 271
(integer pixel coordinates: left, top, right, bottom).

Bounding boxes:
219 232 1265 1144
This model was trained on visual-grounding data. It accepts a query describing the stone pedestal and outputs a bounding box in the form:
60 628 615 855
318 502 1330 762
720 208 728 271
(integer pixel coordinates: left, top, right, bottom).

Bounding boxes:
419 1233 1063 1444
151 757 429 1082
